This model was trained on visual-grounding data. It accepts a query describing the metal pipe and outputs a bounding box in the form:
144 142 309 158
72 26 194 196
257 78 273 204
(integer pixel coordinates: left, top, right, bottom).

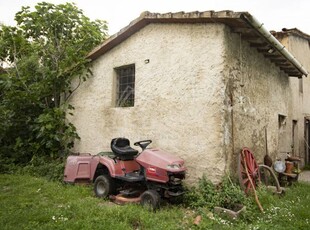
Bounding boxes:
242 12 308 77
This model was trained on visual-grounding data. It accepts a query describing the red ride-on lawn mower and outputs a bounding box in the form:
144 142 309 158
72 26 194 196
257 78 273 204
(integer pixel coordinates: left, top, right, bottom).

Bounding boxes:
64 138 186 210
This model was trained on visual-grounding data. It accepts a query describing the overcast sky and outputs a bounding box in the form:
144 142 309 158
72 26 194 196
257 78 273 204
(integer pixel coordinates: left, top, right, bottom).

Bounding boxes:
1 0 310 35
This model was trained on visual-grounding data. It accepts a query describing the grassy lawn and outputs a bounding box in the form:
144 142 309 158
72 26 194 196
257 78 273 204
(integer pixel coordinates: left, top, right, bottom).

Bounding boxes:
0 174 310 230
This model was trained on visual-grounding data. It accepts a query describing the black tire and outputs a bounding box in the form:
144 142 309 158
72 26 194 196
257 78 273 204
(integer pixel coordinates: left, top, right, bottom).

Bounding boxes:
140 190 160 211
94 175 114 198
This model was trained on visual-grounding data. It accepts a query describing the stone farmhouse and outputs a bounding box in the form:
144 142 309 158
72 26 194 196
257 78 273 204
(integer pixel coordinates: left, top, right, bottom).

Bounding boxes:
68 11 310 183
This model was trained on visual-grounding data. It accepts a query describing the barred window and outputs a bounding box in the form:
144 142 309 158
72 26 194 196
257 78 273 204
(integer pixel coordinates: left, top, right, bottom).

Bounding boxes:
115 65 135 107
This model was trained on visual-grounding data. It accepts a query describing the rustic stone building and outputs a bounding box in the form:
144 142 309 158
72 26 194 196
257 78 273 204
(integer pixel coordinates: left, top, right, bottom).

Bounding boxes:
68 11 309 183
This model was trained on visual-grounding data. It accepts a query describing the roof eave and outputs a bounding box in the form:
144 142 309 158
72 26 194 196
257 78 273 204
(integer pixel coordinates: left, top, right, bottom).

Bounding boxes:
87 10 308 78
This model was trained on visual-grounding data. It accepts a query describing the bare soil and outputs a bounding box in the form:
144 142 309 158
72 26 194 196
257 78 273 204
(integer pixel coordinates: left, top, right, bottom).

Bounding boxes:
299 170 310 182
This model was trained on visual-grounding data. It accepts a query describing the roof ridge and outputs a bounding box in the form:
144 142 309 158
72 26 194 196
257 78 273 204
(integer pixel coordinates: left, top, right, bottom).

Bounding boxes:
281 28 310 40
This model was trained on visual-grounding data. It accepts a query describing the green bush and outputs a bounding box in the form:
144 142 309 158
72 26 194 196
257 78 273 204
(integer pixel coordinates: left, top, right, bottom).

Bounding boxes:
216 176 246 210
18 155 65 182
0 156 20 174
184 174 246 210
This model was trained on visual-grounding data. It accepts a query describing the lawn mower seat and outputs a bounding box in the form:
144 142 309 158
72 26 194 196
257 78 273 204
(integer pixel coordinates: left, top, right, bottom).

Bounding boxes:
111 137 138 160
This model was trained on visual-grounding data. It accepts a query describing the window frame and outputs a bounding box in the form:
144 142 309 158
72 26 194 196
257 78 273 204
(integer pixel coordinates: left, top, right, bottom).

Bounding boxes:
114 64 135 107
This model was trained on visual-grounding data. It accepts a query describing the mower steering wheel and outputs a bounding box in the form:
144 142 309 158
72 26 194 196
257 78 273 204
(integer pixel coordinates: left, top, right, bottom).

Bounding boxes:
134 140 152 151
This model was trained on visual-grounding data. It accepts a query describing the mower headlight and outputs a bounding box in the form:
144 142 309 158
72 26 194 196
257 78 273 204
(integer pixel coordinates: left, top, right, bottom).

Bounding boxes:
167 164 181 169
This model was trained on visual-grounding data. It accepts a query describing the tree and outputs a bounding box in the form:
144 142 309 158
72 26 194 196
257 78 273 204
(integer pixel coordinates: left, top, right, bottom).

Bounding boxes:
0 2 108 166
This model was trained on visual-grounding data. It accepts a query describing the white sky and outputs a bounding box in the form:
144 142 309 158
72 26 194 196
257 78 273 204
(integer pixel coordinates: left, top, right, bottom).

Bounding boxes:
1 0 310 35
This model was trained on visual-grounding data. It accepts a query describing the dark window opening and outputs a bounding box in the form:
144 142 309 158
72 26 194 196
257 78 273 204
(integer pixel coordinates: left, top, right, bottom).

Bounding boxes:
299 78 303 93
115 65 135 107
278 114 287 128
292 120 298 155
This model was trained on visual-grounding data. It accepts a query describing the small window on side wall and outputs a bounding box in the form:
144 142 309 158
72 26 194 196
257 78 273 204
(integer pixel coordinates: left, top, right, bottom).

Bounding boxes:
115 64 135 107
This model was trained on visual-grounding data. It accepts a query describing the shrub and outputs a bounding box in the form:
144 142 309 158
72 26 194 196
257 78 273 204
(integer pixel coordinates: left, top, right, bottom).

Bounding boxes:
0 156 20 174
216 176 246 210
184 174 246 210
18 155 65 182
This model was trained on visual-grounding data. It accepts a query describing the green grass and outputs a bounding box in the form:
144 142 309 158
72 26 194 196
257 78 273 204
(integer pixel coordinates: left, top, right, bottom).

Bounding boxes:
0 174 186 230
1 174 310 230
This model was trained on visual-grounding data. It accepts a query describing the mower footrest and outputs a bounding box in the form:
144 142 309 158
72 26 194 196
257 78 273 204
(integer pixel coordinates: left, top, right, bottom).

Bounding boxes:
116 173 145 182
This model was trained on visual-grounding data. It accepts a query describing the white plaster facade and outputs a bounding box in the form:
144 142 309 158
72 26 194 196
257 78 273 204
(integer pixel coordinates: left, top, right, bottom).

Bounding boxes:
68 12 309 183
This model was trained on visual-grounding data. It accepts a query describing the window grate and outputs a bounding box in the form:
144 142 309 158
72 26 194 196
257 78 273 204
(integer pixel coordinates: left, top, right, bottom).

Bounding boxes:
115 65 135 107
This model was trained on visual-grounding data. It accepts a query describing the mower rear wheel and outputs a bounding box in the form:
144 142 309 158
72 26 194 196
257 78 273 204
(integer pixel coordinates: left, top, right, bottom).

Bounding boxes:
140 190 160 211
94 175 114 198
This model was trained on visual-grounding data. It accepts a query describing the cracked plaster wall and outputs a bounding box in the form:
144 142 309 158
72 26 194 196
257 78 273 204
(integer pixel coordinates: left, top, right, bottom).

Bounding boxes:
68 23 229 184
223 28 294 173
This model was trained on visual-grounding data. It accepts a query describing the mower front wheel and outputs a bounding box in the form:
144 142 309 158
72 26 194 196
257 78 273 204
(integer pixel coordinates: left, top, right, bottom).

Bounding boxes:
94 175 114 198
140 190 160 211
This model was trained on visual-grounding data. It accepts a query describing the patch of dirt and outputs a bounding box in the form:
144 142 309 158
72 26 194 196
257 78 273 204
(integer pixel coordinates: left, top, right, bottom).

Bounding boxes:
98 201 116 207
299 170 310 183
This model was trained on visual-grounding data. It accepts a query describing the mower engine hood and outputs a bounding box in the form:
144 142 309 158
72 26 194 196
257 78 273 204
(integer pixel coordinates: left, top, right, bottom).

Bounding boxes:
136 148 186 172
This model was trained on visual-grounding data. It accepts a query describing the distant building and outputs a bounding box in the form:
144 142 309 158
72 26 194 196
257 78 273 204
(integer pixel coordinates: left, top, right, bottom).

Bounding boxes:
272 28 310 166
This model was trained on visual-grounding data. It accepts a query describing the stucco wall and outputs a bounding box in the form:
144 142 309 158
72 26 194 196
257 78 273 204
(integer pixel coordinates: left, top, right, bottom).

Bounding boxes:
68 22 302 184
223 28 293 173
68 23 229 183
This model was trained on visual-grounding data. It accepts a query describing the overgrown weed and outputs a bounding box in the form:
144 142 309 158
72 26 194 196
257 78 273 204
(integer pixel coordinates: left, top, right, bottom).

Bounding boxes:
183 174 245 210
